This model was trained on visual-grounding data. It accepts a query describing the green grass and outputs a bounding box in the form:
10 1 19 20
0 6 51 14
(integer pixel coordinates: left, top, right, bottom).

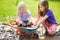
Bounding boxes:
0 0 60 23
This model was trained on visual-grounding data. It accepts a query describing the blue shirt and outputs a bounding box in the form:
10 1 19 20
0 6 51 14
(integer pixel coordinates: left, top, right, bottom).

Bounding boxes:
20 12 30 22
46 9 57 24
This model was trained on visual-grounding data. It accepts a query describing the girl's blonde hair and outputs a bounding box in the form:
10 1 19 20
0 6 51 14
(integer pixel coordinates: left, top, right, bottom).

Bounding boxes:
17 1 27 10
17 2 30 16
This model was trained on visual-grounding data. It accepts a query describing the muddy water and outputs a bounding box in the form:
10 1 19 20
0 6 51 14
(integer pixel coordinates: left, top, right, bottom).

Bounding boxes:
40 36 60 40
45 36 60 40
21 36 60 40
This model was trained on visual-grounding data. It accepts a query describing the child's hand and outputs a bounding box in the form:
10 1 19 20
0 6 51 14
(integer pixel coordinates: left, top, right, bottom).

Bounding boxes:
33 23 36 26
31 25 37 29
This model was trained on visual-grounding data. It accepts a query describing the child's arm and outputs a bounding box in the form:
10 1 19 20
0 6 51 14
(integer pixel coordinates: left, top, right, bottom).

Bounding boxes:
31 17 40 29
28 10 33 22
29 15 37 23
16 13 22 24
28 15 32 22
32 15 49 29
33 17 40 26
36 15 48 27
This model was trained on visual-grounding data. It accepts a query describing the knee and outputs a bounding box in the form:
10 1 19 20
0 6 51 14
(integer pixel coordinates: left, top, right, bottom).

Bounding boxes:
48 30 56 35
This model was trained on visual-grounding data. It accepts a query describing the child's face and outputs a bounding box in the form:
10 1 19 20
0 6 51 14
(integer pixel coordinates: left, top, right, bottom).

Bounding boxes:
39 5 45 12
19 8 27 14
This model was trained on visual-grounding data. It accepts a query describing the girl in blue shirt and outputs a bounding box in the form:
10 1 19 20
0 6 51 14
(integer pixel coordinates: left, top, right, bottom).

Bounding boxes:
33 0 57 36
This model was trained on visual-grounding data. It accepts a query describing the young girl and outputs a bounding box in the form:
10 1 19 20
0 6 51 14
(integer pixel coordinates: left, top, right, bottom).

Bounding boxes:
17 2 31 23
17 2 35 34
33 0 57 36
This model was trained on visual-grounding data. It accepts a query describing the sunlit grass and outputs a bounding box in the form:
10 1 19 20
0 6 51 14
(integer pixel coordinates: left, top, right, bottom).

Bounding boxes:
0 0 60 23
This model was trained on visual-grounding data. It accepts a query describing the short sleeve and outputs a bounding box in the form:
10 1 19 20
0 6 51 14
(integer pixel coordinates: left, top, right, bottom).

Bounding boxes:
46 10 53 17
27 10 31 17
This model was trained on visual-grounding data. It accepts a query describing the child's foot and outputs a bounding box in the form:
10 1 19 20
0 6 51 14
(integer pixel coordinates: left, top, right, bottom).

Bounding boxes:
55 30 60 36
44 31 55 37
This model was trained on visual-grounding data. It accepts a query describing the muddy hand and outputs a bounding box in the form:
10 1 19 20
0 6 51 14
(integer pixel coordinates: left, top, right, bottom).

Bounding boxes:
31 25 37 29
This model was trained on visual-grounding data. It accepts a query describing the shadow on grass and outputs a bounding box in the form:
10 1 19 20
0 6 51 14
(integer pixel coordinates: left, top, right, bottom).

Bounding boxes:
49 0 60 2
34 0 60 2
